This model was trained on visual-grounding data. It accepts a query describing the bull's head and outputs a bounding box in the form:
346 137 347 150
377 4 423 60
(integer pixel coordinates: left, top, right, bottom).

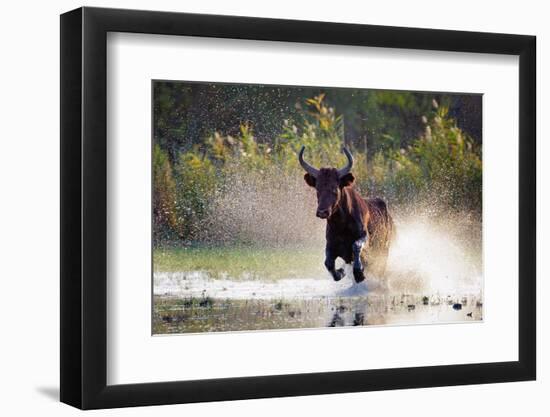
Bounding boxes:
299 146 355 219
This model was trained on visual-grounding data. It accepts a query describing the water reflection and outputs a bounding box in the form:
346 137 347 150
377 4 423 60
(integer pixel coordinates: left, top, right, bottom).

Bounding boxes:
153 292 482 334
328 297 371 327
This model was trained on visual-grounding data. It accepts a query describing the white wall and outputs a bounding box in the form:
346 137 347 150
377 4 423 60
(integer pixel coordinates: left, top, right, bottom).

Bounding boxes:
0 0 545 415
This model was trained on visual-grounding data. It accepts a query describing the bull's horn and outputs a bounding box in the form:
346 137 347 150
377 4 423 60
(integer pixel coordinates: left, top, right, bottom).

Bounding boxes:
337 147 354 177
298 146 319 178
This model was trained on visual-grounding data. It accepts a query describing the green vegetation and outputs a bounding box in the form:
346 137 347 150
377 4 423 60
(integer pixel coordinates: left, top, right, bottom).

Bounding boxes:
366 105 482 211
153 84 482 246
154 246 325 280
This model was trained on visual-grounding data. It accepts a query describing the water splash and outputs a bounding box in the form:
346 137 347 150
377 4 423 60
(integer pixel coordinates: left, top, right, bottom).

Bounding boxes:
154 271 349 300
204 167 324 246
384 216 482 297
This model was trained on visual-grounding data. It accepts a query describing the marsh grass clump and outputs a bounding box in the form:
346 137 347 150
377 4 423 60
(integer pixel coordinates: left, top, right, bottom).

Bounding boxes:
366 104 482 215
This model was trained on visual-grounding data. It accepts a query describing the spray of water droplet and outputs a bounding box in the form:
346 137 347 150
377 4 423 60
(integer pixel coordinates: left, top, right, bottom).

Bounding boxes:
384 215 482 298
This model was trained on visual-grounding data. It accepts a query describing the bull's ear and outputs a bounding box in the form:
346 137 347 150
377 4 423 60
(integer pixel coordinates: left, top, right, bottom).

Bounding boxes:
339 173 355 188
304 173 316 187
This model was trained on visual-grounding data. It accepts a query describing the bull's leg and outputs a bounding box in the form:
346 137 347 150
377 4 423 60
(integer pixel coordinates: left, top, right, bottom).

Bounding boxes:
324 247 345 281
352 232 368 283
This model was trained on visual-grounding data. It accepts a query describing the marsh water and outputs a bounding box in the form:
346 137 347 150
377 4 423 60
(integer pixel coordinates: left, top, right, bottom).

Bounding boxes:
153 219 483 334
153 275 482 334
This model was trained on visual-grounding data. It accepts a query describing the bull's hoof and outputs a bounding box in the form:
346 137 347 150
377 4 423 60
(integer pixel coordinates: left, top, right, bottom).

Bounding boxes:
353 267 366 283
332 268 345 281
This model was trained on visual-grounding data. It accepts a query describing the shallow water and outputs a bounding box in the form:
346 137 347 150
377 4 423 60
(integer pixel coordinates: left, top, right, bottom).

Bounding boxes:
153 271 482 334
153 219 483 334
153 293 482 334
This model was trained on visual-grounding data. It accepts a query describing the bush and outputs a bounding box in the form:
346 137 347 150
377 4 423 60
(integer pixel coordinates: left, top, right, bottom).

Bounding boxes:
153 144 179 243
368 104 482 213
173 150 217 241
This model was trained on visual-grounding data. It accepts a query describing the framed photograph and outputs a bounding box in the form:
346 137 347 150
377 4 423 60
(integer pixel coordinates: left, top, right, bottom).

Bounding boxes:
60 6 536 409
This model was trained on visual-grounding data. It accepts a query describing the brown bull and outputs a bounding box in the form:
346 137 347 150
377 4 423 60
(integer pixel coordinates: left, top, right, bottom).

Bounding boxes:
299 146 394 283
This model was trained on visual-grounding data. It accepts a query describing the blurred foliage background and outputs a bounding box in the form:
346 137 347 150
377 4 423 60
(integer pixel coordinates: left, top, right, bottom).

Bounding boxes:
153 81 482 246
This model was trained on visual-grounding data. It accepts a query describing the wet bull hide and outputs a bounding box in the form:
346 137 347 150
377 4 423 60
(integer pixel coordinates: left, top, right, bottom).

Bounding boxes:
299 146 394 283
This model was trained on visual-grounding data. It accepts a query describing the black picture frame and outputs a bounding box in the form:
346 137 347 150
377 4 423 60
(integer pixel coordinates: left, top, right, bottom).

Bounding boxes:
60 6 536 410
